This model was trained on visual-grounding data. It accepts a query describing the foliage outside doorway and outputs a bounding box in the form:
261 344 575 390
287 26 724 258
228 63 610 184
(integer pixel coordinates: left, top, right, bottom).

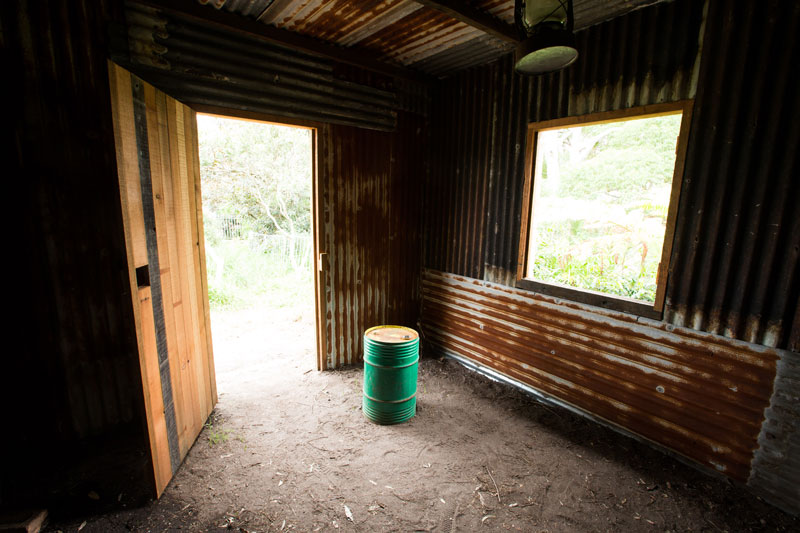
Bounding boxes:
197 115 314 312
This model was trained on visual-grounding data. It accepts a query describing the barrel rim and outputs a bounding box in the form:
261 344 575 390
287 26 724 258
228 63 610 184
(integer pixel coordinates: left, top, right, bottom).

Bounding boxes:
364 325 419 344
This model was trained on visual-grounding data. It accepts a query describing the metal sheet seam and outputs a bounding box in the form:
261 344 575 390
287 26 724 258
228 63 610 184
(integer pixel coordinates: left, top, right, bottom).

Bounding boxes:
422 282 777 381
423 291 772 406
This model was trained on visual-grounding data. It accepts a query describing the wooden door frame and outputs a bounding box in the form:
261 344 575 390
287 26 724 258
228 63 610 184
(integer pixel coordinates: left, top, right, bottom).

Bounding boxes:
188 104 328 371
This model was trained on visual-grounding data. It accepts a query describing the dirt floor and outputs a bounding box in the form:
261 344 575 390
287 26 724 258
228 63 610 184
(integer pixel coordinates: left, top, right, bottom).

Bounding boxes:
46 304 797 532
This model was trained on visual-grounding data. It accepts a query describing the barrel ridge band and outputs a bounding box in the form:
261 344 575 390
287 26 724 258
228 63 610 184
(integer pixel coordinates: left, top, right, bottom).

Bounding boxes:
363 392 417 404
364 356 420 369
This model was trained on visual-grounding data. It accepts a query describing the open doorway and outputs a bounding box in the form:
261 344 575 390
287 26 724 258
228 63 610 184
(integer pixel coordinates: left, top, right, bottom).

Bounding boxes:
196 114 316 402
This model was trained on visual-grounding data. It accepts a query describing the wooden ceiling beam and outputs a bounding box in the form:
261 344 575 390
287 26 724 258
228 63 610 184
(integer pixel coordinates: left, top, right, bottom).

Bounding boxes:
136 0 433 84
415 0 520 43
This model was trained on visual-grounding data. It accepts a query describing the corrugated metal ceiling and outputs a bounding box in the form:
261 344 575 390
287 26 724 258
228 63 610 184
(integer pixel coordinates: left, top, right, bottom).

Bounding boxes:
198 0 670 78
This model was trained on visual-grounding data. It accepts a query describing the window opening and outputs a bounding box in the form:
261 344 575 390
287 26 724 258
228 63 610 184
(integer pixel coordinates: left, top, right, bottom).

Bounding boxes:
518 103 691 316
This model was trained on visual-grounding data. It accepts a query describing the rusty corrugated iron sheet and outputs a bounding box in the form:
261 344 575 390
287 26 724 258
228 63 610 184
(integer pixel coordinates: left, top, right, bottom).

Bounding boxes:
359 7 487 65
475 0 514 25
422 0 799 509
677 0 799 514
123 1 399 130
199 0 674 78
665 0 800 351
425 0 798 352
332 61 431 117
262 0 418 46
212 0 490 68
211 0 273 18
571 0 671 30
425 0 704 283
407 31 511 78
320 113 425 368
421 269 786 481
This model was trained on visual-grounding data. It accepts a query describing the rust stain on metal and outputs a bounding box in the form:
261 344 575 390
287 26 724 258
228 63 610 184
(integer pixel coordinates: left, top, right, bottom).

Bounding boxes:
320 114 424 368
424 0 800 351
421 269 785 481
424 0 797 349
200 0 676 77
269 0 407 43
123 2 399 130
358 8 478 63
337 1 424 46
475 0 514 25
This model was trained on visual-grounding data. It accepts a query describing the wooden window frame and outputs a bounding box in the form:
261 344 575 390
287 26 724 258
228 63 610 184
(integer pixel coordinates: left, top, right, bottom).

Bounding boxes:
516 100 694 319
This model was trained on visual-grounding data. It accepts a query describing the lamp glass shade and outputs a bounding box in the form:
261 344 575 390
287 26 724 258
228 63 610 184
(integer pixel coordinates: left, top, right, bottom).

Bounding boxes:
516 46 577 74
514 29 578 75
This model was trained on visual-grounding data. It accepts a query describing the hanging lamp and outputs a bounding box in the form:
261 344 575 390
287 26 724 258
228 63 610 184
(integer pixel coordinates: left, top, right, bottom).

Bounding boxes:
514 0 578 75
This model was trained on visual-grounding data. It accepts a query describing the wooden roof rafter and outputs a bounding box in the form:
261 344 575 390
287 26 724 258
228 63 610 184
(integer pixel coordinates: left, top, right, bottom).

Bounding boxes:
414 0 520 43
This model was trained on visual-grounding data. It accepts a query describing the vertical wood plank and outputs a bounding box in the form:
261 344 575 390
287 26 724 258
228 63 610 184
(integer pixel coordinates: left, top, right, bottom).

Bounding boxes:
137 286 173 494
110 64 148 268
168 97 204 446
183 104 214 416
131 74 181 474
516 123 537 281
177 105 211 428
159 97 196 453
187 107 218 405
654 101 694 311
148 86 190 458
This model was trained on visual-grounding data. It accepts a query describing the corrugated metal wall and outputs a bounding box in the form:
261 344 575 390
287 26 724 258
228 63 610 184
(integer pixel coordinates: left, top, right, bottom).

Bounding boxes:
665 0 800 351
421 269 785 482
424 0 799 351
319 112 425 368
425 0 704 287
120 1 400 131
5 0 151 509
422 0 799 513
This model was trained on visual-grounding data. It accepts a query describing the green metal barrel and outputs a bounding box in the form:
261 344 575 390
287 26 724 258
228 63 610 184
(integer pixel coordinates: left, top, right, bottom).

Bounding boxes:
362 325 419 425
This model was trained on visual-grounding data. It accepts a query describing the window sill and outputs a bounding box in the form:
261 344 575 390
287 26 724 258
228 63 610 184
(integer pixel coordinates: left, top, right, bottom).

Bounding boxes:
515 278 663 320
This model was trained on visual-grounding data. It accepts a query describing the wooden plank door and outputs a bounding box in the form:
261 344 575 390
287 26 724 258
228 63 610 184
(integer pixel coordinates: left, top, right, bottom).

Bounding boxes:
108 62 217 496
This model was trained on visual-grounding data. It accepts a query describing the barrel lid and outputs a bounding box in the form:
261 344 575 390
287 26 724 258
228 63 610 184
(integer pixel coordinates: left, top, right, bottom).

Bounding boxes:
365 325 419 344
